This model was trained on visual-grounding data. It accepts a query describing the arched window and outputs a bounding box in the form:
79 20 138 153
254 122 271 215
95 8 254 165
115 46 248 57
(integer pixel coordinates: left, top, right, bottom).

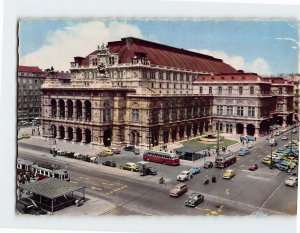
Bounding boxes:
239 86 243 95
218 86 222 94
250 86 255 95
228 86 233 95
132 109 140 122
199 86 203 94
103 102 111 122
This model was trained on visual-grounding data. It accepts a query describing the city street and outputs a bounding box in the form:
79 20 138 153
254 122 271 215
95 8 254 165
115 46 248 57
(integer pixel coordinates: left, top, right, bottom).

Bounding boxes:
17 126 298 216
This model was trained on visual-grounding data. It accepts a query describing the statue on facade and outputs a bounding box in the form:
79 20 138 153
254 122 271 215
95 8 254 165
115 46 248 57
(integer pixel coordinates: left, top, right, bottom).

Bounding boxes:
97 63 108 76
45 66 58 78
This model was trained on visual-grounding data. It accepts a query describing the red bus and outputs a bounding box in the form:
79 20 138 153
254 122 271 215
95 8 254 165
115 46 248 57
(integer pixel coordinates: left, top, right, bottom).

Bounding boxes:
143 150 180 166
215 153 236 168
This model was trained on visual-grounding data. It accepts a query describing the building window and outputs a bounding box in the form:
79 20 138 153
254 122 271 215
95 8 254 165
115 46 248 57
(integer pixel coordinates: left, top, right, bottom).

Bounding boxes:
163 109 169 123
199 86 203 94
248 107 255 117
151 109 159 124
209 87 212 94
150 71 155 79
151 83 154 88
217 106 223 115
186 108 192 119
166 72 170 80
218 86 222 94
237 106 244 116
159 72 163 80
172 109 177 121
132 109 140 122
279 87 283 94
180 73 184 81
226 106 233 116
239 86 243 95
142 70 147 79
159 83 162 88
250 86 254 95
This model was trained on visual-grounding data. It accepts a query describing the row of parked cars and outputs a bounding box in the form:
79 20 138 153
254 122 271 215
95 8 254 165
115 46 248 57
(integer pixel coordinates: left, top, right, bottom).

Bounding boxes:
261 140 299 173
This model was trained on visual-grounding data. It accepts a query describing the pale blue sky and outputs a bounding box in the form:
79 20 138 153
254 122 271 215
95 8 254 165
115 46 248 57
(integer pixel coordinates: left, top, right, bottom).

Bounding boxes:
19 19 299 75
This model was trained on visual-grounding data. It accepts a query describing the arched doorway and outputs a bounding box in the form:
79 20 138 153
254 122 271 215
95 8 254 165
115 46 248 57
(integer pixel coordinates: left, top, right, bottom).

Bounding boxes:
85 128 91 143
51 99 57 118
103 129 112 147
236 123 244 134
67 127 73 141
67 99 73 120
179 127 185 140
50 125 57 138
75 100 82 121
193 124 198 136
286 113 293 125
171 129 177 142
163 130 169 143
58 99 65 119
275 116 283 126
246 124 255 136
76 128 82 142
130 130 140 146
259 120 269 135
85 100 92 122
59 126 65 139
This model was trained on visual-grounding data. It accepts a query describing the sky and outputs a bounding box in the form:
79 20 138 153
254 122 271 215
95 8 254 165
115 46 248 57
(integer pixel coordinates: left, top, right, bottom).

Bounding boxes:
18 19 299 75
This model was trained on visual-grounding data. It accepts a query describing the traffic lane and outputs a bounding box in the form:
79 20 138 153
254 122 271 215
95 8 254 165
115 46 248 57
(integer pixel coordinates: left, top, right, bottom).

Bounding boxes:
208 169 289 212
257 172 298 215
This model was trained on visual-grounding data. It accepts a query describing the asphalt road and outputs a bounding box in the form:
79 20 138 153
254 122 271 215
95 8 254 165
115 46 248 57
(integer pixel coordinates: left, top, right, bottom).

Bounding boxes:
17 128 298 216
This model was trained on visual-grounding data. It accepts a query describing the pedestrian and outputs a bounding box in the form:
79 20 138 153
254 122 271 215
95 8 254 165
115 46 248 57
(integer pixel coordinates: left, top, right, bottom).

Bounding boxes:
243 141 245 145
255 137 256 141
240 136 242 143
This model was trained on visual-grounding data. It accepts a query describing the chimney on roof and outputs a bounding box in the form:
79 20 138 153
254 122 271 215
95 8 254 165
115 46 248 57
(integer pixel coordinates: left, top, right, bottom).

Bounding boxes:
126 37 133 48
237 70 244 73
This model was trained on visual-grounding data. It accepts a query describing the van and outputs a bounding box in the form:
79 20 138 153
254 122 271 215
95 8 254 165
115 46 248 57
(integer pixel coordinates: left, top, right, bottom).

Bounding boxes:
274 162 290 172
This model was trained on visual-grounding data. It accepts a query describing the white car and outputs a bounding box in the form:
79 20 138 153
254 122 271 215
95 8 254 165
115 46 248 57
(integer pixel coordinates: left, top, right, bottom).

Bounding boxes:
281 135 288 140
177 171 193 181
285 176 298 187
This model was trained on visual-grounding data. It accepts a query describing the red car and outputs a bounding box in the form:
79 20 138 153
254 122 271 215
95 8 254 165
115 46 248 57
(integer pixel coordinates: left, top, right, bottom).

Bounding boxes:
111 148 121 154
249 164 258 171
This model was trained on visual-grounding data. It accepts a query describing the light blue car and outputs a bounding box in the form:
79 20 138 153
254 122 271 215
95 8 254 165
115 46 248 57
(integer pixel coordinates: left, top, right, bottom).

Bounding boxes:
237 148 250 156
189 166 201 175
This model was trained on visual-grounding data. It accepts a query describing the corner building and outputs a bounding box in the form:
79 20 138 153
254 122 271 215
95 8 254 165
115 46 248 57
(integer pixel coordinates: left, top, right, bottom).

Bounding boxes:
41 37 236 147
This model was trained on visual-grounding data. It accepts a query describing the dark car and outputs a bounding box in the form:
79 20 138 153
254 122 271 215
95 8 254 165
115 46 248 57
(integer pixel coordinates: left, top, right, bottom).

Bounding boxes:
141 167 157 176
185 192 204 207
102 160 116 167
124 145 135 151
204 161 213 169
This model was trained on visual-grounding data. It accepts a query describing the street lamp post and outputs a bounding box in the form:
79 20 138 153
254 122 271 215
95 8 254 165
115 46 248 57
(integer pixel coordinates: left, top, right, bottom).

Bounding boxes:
217 120 220 157
270 144 273 169
290 127 293 155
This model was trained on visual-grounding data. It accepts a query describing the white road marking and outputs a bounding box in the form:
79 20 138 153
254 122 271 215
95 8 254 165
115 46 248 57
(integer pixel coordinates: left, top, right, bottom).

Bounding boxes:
246 175 272 181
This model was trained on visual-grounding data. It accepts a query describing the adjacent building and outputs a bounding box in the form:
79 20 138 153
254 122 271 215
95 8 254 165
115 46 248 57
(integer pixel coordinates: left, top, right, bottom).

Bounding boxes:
17 65 71 122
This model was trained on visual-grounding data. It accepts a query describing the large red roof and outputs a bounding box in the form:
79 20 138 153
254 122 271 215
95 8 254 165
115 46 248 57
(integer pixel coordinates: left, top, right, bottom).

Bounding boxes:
80 37 237 73
18 65 43 73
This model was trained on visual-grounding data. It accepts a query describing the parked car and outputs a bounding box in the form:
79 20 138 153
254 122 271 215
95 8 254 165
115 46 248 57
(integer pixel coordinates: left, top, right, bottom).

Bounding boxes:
274 131 280 136
111 148 122 154
102 160 116 167
119 162 140 172
223 169 235 179
169 183 188 197
177 171 193 181
124 145 135 151
185 193 204 207
274 162 290 172
285 175 298 187
266 135 273 140
243 135 255 141
189 166 201 175
203 161 213 169
261 157 272 166
281 135 288 140
237 147 250 156
249 164 258 171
